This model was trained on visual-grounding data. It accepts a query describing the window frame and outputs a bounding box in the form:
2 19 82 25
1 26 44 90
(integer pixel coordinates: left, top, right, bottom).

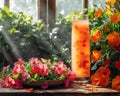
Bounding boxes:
38 0 56 28
4 0 88 29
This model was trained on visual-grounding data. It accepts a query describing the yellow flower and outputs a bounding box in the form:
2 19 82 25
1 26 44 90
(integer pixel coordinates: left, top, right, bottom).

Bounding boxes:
105 0 116 7
105 8 112 15
110 13 120 23
94 8 102 19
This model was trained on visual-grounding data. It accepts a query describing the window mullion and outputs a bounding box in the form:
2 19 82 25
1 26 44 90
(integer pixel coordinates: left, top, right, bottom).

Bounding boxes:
84 0 88 8
4 0 10 8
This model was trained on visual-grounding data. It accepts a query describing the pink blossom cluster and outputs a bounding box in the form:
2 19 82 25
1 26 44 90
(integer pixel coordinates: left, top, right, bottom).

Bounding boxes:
0 76 22 89
30 58 49 76
0 57 76 89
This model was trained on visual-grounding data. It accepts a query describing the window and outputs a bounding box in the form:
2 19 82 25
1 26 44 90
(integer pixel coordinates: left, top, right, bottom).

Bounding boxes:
1 0 85 20
0 0 37 19
10 0 38 19
56 0 83 17
0 0 4 8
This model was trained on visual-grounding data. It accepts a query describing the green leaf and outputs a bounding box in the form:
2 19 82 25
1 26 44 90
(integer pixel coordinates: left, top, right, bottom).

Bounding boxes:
91 60 103 70
34 74 39 79
91 63 98 70
12 74 19 79
0 13 2 19
3 6 10 15
59 75 65 80
9 28 16 34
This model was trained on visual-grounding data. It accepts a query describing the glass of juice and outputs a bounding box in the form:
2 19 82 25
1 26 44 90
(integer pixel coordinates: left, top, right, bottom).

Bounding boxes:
71 14 90 83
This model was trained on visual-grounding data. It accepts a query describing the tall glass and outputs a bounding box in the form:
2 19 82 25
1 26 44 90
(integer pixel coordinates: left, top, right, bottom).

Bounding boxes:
71 14 90 83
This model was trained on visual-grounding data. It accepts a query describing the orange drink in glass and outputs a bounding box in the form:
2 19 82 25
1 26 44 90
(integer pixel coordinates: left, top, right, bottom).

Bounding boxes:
71 14 90 83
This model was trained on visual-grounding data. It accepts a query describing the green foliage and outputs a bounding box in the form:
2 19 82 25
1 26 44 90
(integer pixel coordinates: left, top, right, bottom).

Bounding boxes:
88 1 120 78
0 7 44 64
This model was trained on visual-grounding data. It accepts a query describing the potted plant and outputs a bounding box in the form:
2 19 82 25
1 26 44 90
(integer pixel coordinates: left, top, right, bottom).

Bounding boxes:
0 57 76 89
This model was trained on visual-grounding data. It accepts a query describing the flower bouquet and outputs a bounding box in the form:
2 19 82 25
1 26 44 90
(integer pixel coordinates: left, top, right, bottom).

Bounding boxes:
89 0 120 90
0 58 76 89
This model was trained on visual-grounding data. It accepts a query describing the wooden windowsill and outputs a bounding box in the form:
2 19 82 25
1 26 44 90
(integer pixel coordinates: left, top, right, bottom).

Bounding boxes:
0 83 120 96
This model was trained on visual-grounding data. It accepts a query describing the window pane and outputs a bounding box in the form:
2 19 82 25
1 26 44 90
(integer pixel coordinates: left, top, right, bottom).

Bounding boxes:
0 0 4 8
89 0 105 8
10 0 38 19
56 0 83 17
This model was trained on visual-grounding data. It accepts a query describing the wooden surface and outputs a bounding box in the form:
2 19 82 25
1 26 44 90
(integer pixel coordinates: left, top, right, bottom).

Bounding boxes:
0 83 120 96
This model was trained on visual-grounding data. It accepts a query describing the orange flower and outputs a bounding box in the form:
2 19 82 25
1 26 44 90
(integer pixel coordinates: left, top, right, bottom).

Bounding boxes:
91 67 110 87
91 50 102 62
112 76 120 90
91 30 102 42
98 67 111 76
94 8 102 19
105 0 116 7
100 75 110 87
91 72 101 86
107 32 120 47
110 13 120 23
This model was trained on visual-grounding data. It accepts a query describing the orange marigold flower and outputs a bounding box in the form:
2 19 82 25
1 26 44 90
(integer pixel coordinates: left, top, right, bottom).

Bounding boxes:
94 8 102 19
91 30 102 42
91 50 102 62
110 13 120 23
115 59 120 71
112 76 120 90
91 70 110 87
100 75 110 87
91 72 101 86
105 0 116 7
107 32 120 47
98 67 111 76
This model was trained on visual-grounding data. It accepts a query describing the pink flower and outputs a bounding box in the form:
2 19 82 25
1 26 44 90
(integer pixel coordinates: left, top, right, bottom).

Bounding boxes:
9 79 23 89
41 81 48 89
30 57 41 66
14 59 25 65
21 71 30 81
66 70 76 81
54 61 67 75
0 76 22 89
64 79 70 88
30 58 48 75
12 59 25 75
35 64 49 76
0 76 10 88
12 63 24 75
